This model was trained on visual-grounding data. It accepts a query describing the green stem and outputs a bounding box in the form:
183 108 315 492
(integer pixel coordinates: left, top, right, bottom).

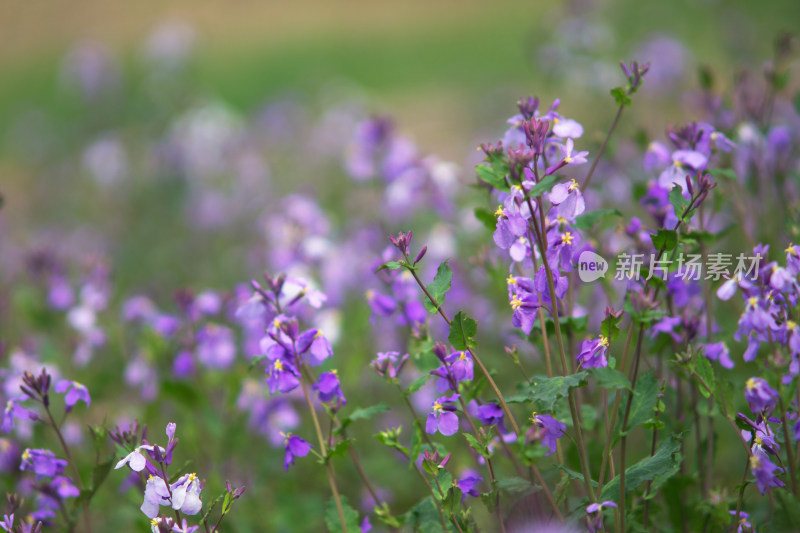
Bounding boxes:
298 375 347 532
581 104 625 192
44 405 92 533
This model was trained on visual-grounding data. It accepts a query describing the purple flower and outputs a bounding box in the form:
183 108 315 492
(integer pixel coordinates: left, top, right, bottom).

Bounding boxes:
507 276 541 335
54 380 91 410
728 510 751 533
456 470 483 499
576 336 609 368
283 434 312 471
548 179 585 220
701 342 734 369
170 472 203 515
115 445 163 472
195 324 236 369
586 500 617 532
750 449 785 494
366 290 397 318
530 414 566 456
141 474 171 518
265 359 300 394
171 518 200 533
20 448 67 478
476 403 504 427
552 118 583 138
313 371 347 407
2 397 37 433
296 329 333 366
426 395 460 436
445 351 474 385
745 377 778 414
371 351 409 380
546 228 581 272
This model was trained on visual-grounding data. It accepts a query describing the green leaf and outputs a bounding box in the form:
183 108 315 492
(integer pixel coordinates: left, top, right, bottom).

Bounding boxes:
405 497 443 533
621 372 659 436
600 433 683 500
424 261 452 313
247 354 269 373
556 464 599 487
435 470 453 501
651 228 678 252
476 162 510 192
774 488 800 530
694 355 715 399
589 367 631 391
611 87 632 107
375 261 404 273
407 374 430 394
527 174 559 197
668 184 690 218
623 296 666 327
324 495 361 533
523 372 588 412
463 433 491 459
410 424 423 468
91 457 114 492
573 208 623 230
601 314 622 343
337 403 390 434
326 439 353 461
449 311 478 351
474 207 497 231
496 477 535 494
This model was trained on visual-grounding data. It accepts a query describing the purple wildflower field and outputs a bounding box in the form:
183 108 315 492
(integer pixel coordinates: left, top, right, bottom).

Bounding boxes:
1 2 800 532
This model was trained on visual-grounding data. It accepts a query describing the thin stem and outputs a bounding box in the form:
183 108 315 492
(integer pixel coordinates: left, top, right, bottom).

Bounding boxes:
406 267 521 436
298 374 347 532
777 389 798 495
581 104 625 192
734 457 750 532
619 325 645 533
528 201 595 501
44 405 92 533
598 323 634 490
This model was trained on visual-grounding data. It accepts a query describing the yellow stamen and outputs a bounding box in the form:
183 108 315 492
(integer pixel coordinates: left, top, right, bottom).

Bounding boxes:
507 275 517 285
510 295 523 310
599 335 609 347
495 205 505 217
561 232 574 245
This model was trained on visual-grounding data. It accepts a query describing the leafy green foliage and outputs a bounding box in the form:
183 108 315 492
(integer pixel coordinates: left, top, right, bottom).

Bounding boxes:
519 372 588 412
337 403 390 433
573 208 623 230
424 261 452 313
528 175 560 197
589 367 631 390
651 228 678 252
449 311 478 350
620 372 660 436
463 433 491 459
600 433 683 500
324 496 361 533
601 314 623 343
473 207 497 231
375 261 405 272
611 87 632 106
476 158 511 192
